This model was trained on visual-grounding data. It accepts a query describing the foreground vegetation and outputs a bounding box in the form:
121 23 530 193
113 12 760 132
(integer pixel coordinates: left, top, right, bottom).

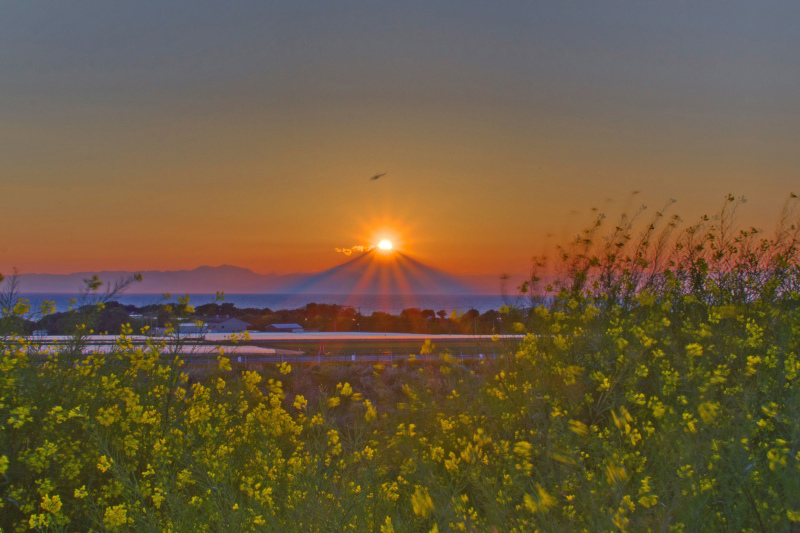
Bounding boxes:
2 195 800 531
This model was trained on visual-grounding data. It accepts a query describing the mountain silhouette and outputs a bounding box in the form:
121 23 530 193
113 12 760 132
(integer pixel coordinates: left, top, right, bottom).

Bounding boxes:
283 250 473 295
15 258 504 295
16 265 306 294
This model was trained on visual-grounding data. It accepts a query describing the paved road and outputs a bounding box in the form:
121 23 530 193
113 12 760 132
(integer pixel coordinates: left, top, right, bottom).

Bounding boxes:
27 332 524 343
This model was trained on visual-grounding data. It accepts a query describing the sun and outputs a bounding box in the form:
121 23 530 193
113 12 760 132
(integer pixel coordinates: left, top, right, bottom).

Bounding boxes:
378 239 393 251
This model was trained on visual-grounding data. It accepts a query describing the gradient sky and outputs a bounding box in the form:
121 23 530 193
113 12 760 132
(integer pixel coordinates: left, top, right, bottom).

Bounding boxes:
2 1 799 277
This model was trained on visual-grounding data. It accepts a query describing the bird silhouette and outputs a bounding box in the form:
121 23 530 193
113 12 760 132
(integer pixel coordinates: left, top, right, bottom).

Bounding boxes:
370 173 387 181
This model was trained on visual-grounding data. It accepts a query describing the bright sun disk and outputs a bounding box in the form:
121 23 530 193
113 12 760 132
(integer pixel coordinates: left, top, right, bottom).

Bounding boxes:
378 239 393 250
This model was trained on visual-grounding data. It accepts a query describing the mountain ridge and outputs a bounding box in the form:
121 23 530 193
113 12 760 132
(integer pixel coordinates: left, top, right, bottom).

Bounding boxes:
13 260 513 294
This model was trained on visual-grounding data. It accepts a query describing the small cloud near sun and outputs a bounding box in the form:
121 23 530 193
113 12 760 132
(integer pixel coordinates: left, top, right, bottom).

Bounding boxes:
335 244 376 256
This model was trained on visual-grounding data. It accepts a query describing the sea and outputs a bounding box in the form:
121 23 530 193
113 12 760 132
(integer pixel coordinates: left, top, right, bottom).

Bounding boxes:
19 293 526 315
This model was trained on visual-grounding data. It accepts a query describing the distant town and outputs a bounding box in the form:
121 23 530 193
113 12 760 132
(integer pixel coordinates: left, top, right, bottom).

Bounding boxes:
25 300 511 336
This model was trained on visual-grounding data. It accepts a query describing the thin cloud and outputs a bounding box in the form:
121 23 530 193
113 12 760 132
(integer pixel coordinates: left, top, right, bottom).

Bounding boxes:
336 244 374 256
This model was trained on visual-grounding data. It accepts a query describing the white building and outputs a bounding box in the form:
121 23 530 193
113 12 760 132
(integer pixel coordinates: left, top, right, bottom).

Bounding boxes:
205 317 250 333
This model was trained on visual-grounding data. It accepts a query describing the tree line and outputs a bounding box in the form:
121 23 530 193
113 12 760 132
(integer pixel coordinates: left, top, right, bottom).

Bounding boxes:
11 300 509 336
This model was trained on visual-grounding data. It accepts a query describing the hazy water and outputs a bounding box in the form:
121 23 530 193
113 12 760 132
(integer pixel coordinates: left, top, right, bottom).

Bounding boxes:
20 293 523 315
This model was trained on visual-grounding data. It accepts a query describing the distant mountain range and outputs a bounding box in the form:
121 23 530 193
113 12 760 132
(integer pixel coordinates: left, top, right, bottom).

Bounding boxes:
15 255 515 295
16 265 306 294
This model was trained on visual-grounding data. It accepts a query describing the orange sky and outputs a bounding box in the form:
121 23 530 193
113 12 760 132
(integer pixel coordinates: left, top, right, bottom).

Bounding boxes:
2 3 799 278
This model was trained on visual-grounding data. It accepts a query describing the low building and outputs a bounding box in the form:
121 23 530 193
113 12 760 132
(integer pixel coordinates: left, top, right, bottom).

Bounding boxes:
177 322 207 335
205 317 250 333
265 323 304 333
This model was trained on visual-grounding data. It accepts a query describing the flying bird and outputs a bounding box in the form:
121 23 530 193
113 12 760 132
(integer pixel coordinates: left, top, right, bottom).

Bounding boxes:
370 173 387 181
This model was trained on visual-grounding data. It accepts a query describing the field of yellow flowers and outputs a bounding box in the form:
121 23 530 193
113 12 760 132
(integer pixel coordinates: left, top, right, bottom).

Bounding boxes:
2 196 800 532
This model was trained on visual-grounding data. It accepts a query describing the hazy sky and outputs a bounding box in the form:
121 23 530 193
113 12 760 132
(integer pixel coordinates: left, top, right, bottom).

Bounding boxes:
2 1 799 277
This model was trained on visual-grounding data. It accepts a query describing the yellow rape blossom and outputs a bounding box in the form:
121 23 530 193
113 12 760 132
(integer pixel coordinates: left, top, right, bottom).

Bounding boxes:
569 419 589 436
606 464 628 485
293 394 308 410
686 343 703 357
364 399 377 422
40 494 62 514
698 402 719 424
411 486 434 517
523 484 556 514
380 517 395 533
513 441 533 457
97 455 113 473
103 504 128 530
